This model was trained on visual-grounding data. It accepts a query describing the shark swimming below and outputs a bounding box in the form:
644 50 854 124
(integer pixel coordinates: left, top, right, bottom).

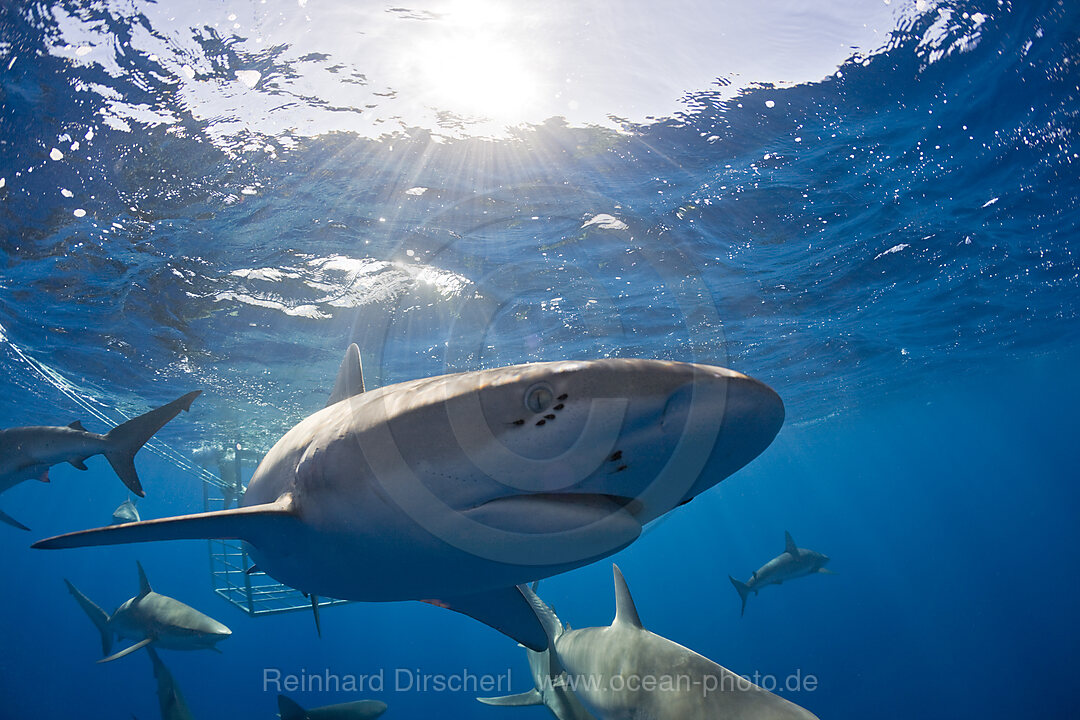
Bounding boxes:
0 390 200 530
278 695 387 720
729 532 832 616
65 561 231 662
35 346 784 651
478 582 596 720
524 566 820 720
146 646 195 720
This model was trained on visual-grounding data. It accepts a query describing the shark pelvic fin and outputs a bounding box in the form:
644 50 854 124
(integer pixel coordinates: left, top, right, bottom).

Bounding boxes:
0 507 30 531
422 585 547 652
32 494 297 550
784 530 798 556
326 343 366 407
99 637 153 663
68 458 89 470
103 390 201 497
477 688 544 707
612 564 643 629
68 421 87 431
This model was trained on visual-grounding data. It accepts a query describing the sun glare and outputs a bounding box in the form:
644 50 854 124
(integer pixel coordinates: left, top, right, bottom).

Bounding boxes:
408 1 543 127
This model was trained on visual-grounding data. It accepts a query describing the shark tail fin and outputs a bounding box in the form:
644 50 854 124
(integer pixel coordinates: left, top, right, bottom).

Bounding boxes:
103 390 201 497
477 688 544 707
32 495 297 550
729 575 751 617
64 579 112 657
277 694 309 720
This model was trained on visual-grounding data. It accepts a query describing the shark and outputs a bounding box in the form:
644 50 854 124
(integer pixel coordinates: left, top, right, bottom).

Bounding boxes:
525 566 820 720
478 583 596 719
65 561 232 662
146 646 195 720
0 390 200 530
112 498 141 525
729 532 832 616
34 346 784 651
277 695 387 720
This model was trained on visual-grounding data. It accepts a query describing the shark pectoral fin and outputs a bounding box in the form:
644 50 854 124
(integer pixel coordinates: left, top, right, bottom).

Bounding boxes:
326 343 366 407
818 568 837 575
98 637 153 663
69 458 89 470
31 495 297 550
38 469 50 483
0 507 30 531
477 688 544 707
422 585 548 652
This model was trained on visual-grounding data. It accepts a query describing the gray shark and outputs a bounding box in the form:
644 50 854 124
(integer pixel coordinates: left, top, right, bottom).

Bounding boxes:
0 391 200 530
112 498 141 525
526 566 820 720
35 347 784 650
729 532 832 616
478 582 595 719
277 695 386 720
146 646 195 720
65 561 232 662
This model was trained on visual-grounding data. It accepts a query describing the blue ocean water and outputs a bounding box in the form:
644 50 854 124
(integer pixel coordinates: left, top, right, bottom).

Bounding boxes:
1 0 1078 718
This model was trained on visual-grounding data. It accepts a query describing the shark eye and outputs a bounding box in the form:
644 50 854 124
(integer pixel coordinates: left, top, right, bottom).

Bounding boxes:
524 383 554 414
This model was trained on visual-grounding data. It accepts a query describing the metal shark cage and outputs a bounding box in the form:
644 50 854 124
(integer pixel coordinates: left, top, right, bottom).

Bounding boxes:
201 443 349 617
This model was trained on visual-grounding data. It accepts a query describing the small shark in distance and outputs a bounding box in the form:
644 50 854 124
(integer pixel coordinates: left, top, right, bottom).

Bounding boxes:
112 498 141 525
146 646 195 720
277 695 387 720
35 346 784 651
0 391 200 530
524 566 820 720
65 561 231 662
729 532 832 616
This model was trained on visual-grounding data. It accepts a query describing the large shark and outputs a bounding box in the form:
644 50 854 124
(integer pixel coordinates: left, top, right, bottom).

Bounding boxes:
277 695 387 720
729 532 832 616
146 646 195 720
478 583 595 719
65 561 232 662
0 391 200 530
35 346 784 650
526 566 820 720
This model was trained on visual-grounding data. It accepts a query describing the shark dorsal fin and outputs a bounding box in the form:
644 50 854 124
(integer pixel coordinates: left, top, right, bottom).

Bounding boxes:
612 564 643 629
326 343 365 407
68 420 87 431
136 561 152 598
784 531 798 556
